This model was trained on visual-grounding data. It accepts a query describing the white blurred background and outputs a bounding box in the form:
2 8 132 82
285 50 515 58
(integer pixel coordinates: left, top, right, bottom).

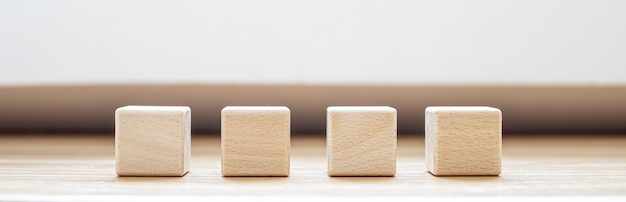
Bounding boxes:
2 0 625 86
1 0 625 134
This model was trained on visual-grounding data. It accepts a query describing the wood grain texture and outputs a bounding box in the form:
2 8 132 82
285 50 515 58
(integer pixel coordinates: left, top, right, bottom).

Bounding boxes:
221 106 290 176
327 106 397 176
425 106 502 176
115 106 191 176
0 134 626 201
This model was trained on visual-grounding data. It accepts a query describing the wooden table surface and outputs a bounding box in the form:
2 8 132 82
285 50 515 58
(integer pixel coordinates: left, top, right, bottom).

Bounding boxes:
1 134 625 201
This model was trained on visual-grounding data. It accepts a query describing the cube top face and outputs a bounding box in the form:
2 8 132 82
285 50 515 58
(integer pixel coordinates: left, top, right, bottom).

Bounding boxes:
222 106 290 114
425 106 502 176
327 106 396 113
221 106 290 177
425 106 501 115
327 106 397 176
116 105 191 115
115 105 191 177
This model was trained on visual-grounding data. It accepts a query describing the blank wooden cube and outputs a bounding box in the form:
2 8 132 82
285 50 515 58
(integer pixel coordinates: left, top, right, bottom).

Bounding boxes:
115 106 191 176
425 106 502 176
327 106 397 176
221 106 290 177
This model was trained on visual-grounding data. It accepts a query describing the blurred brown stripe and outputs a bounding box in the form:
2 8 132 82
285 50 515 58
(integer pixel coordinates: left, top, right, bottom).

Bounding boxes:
1 85 625 134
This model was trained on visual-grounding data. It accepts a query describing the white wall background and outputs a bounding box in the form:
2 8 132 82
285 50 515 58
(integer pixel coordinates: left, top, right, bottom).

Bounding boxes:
1 0 625 86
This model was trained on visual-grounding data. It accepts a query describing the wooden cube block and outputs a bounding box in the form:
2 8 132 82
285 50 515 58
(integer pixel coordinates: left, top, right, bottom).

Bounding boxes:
221 106 290 177
115 106 191 176
425 106 502 176
327 106 397 176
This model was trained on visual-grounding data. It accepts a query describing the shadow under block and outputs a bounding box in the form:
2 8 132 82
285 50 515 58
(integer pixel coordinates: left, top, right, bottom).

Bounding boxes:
326 106 397 176
425 106 502 176
115 106 191 177
221 106 291 177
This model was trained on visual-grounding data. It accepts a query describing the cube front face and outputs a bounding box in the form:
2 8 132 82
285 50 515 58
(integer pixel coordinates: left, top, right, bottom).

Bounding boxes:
221 106 291 177
115 106 191 177
327 106 397 176
425 106 502 176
